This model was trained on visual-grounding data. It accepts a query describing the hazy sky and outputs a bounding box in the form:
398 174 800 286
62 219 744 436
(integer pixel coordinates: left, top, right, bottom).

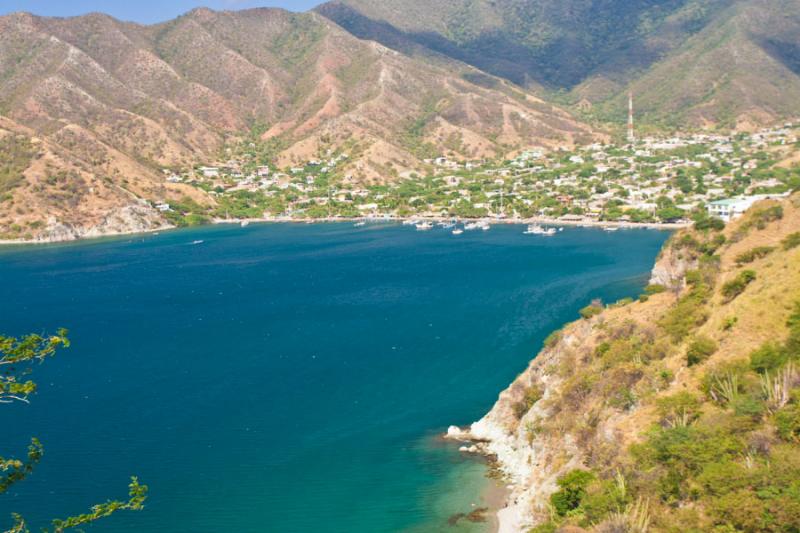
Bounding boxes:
0 1 322 24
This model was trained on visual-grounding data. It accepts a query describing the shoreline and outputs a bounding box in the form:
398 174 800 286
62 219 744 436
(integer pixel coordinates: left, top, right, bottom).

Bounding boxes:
0 216 686 246
214 214 688 231
483 475 511 533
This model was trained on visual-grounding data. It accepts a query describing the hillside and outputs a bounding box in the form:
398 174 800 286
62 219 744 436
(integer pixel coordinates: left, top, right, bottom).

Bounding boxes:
0 8 594 241
317 0 800 128
451 193 800 531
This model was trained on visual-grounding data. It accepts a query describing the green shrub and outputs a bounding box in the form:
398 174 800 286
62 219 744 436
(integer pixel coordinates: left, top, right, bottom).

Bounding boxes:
645 284 667 295
0 134 37 193
580 304 603 320
687 336 719 366
700 234 727 255
550 469 595 516
783 232 800 251
612 297 634 308
609 387 637 410
753 205 784 228
694 216 725 232
580 476 630 524
512 384 543 419
580 299 604 319
721 270 756 302
732 395 765 421
594 341 611 358
749 342 788 374
543 329 563 350
676 233 701 250
775 402 800 442
702 361 751 406
734 246 775 265
660 285 712 342
529 523 558 533
656 392 702 425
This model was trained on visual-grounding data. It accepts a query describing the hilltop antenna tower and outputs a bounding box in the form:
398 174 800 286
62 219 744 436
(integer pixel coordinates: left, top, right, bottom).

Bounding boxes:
627 91 635 144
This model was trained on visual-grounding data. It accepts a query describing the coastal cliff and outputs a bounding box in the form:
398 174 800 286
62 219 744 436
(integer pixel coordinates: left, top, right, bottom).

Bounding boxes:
452 193 800 532
0 203 171 244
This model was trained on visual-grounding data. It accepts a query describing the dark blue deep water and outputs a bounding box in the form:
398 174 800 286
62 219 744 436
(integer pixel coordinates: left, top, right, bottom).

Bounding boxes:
0 223 668 532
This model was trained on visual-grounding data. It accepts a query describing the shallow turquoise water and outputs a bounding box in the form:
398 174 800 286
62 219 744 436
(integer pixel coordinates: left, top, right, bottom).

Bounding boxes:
0 223 668 532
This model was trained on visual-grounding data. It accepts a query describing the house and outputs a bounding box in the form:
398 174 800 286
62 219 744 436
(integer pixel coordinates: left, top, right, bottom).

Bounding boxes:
199 167 219 178
706 195 780 221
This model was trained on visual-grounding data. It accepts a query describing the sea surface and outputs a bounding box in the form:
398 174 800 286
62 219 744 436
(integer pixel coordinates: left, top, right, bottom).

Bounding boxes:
0 223 668 532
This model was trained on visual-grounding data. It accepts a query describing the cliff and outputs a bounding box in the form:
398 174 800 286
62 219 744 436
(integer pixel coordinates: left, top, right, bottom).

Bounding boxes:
451 193 800 532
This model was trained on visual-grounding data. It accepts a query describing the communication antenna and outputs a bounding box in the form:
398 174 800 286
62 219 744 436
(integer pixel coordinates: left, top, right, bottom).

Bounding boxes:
627 91 635 144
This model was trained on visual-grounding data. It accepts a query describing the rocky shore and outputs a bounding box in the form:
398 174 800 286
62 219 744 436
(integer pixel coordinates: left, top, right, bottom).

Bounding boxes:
0 205 172 245
444 237 686 532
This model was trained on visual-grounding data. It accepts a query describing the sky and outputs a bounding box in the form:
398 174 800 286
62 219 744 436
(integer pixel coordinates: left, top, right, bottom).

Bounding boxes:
0 0 322 24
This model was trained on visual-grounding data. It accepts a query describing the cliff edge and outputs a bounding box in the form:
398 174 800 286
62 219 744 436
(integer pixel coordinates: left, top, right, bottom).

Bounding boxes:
451 193 800 532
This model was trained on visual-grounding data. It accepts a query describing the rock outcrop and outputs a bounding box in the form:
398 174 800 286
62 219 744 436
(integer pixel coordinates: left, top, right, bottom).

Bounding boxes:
648 238 697 289
10 204 172 244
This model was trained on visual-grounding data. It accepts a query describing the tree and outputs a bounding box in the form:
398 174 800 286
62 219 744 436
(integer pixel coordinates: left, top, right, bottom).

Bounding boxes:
1 330 147 532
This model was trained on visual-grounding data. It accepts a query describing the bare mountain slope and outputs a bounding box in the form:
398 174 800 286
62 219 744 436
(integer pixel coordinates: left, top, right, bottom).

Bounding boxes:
0 8 595 240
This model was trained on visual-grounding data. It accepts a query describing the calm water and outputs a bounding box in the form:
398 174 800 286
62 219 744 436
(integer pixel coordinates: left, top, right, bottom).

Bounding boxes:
0 223 668 532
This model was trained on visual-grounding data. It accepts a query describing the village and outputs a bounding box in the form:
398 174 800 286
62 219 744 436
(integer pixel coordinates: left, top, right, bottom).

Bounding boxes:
155 123 800 229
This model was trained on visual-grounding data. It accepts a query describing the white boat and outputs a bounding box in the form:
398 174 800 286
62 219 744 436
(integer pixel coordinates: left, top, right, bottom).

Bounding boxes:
525 224 557 236
402 219 418 226
524 224 547 235
524 224 542 234
354 221 366 227
416 222 434 231
464 222 479 231
191 240 204 245
241 220 250 227
604 226 619 232
452 228 464 235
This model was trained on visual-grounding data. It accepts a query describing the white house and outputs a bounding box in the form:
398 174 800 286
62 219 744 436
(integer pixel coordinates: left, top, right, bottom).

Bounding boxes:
199 167 219 178
707 194 787 222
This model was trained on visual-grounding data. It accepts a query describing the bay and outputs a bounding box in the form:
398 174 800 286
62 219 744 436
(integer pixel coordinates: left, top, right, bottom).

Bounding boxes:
0 223 668 532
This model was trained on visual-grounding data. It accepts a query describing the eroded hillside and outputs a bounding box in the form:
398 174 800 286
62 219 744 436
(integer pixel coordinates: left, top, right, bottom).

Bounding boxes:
0 8 595 240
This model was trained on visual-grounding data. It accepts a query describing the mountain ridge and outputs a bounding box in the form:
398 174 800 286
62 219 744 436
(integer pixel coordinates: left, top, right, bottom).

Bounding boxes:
317 0 800 127
0 7 595 240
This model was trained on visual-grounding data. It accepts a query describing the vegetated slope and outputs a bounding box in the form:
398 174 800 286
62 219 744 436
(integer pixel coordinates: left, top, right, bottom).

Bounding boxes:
317 0 800 128
462 193 800 531
0 8 594 241
597 0 800 129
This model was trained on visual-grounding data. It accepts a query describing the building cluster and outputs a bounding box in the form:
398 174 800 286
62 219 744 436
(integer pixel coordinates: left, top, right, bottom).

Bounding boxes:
158 123 800 224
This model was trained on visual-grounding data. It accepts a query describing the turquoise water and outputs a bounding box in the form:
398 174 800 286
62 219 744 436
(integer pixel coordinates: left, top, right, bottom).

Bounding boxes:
0 223 668 532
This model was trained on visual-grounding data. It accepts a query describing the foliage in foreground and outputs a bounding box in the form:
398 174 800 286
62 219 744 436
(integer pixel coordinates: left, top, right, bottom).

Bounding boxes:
1 331 147 532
